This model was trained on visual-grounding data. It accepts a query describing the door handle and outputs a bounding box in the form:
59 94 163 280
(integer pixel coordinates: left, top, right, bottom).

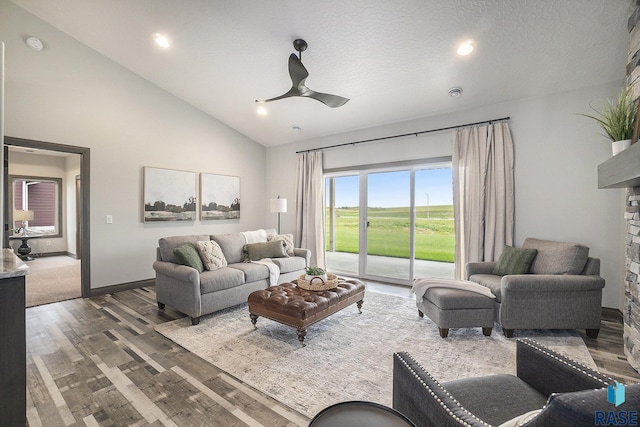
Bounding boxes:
366 221 370 228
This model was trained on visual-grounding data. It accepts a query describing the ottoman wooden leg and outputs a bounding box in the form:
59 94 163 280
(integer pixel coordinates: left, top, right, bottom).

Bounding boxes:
297 328 307 347
418 310 424 318
250 313 259 328
482 327 492 336
439 328 449 338
357 300 364 313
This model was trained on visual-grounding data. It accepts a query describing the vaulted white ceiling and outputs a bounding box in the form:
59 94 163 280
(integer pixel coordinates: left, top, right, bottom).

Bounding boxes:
11 0 630 147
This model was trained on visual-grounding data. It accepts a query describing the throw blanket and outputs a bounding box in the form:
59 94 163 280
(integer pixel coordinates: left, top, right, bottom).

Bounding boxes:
251 259 280 286
411 278 496 301
242 229 267 244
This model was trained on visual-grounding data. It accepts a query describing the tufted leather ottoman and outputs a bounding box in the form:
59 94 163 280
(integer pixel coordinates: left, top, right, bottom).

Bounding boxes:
248 279 365 346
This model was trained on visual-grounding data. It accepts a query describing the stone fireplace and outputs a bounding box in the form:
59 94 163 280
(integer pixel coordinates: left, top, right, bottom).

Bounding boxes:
606 2 640 372
626 188 640 371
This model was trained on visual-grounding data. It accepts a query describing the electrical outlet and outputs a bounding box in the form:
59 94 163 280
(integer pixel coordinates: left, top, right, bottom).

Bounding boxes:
106 215 113 224
46 240 51 246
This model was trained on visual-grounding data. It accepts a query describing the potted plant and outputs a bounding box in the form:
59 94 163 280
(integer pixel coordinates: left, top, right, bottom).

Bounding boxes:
305 266 327 282
580 86 637 155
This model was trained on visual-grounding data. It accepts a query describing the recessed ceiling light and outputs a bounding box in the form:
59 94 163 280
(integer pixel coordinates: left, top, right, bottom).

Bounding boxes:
25 36 43 52
256 106 268 116
153 33 170 48
456 40 474 56
448 86 463 98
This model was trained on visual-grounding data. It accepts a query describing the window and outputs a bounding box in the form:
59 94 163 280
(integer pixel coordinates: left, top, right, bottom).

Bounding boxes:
10 175 63 237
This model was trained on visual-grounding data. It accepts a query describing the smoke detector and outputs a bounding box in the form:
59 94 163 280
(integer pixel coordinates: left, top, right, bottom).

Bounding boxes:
26 37 43 51
448 86 463 98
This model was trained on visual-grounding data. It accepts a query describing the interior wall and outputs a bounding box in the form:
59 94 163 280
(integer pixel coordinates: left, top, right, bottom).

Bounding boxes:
266 81 627 309
65 154 80 256
1 0 267 289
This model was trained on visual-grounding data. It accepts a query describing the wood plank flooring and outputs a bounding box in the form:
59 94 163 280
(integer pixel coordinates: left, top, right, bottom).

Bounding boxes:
25 284 640 426
26 287 309 427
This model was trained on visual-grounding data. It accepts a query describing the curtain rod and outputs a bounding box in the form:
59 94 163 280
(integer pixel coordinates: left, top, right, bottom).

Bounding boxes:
296 116 510 154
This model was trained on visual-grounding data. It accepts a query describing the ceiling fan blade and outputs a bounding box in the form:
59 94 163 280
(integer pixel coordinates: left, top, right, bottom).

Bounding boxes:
256 88 297 104
288 53 309 88
302 89 350 108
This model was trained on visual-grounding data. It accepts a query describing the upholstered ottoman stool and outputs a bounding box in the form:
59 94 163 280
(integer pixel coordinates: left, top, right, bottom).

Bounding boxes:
417 287 494 338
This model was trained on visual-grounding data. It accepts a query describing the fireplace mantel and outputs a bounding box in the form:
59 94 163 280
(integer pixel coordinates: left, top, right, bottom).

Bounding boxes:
598 141 640 189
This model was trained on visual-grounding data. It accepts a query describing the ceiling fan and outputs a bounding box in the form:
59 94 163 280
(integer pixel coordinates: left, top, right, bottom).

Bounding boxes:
256 39 349 108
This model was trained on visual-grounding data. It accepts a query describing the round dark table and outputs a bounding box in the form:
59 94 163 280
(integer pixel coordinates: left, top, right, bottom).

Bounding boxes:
309 401 416 427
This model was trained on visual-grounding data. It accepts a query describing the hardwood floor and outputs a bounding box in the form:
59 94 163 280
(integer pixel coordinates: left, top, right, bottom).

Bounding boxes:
25 283 639 426
26 287 308 427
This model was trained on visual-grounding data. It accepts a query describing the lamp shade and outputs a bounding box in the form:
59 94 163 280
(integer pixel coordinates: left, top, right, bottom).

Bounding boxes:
270 198 287 213
14 210 34 221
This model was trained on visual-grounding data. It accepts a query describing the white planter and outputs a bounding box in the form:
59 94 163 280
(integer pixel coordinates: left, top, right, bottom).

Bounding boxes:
612 139 632 156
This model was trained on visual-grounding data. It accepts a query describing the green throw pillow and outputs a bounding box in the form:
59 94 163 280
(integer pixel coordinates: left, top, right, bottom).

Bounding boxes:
173 243 205 273
492 246 538 276
244 240 287 261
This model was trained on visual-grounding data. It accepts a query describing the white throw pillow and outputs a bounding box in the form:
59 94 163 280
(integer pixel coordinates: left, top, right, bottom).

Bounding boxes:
194 240 227 271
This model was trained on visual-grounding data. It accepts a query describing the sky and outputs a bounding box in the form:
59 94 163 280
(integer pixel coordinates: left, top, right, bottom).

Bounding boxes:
326 167 453 208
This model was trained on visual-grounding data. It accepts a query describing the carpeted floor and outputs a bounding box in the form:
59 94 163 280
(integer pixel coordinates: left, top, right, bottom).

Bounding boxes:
155 290 596 418
25 255 81 307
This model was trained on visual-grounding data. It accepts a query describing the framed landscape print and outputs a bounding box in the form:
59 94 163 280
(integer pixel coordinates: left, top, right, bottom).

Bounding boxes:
200 173 240 220
143 167 197 222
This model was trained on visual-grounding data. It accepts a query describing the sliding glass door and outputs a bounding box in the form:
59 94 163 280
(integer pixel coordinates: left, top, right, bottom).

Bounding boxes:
365 171 411 280
325 163 454 285
325 175 359 276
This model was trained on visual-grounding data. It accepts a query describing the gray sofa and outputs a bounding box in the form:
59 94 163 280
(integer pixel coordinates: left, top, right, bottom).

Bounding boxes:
153 229 311 325
393 339 640 427
466 238 605 338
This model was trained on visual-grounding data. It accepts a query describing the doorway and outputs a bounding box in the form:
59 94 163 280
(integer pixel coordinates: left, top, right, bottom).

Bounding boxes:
3 136 90 299
325 161 454 285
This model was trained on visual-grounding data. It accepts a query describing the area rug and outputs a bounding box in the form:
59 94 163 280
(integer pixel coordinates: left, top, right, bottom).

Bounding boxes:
155 291 597 419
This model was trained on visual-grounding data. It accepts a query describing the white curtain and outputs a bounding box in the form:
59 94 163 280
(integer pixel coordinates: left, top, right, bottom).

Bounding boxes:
453 122 514 279
295 151 326 269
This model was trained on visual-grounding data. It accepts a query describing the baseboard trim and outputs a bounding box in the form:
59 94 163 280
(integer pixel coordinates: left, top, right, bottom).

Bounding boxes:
89 279 155 297
32 251 69 258
602 307 623 323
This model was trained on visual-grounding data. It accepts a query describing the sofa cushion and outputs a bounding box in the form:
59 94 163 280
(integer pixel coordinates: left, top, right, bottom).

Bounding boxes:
173 243 205 273
492 246 538 276
158 234 211 264
522 238 589 275
468 274 503 302
443 374 547 427
271 256 307 274
228 262 270 282
199 267 245 294
211 233 246 264
244 240 287 261
267 233 295 256
195 240 227 271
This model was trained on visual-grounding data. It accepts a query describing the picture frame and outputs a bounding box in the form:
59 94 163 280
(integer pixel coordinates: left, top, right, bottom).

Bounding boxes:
200 173 240 220
143 167 197 222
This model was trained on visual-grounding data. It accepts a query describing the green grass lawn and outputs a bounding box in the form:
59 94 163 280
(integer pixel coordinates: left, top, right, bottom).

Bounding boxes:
325 205 454 262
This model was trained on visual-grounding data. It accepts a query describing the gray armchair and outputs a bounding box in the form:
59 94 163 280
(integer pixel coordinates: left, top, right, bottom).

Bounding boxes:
466 238 605 338
393 339 640 427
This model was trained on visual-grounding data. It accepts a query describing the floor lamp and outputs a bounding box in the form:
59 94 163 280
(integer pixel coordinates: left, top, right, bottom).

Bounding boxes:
270 196 287 234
